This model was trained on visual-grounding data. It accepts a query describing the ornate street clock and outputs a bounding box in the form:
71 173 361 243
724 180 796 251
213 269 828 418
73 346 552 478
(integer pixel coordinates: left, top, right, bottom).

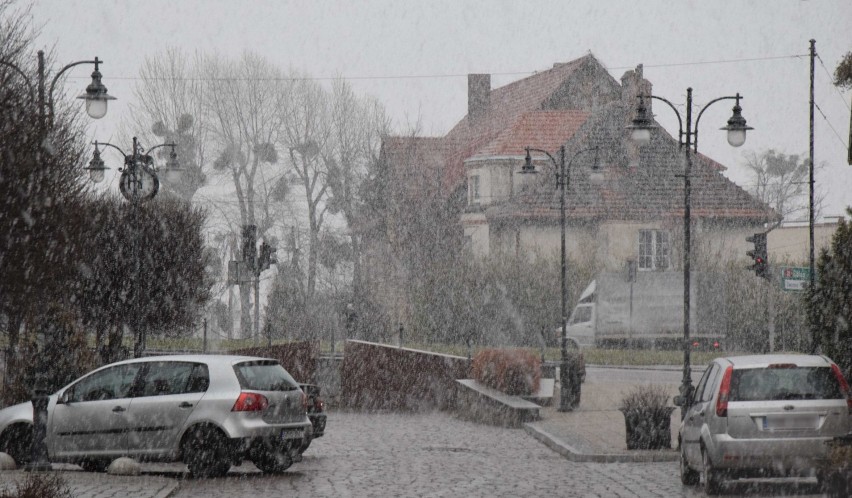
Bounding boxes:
119 155 159 201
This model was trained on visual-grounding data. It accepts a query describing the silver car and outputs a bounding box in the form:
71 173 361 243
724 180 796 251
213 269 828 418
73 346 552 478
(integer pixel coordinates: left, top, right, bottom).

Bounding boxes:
0 355 311 477
676 354 852 495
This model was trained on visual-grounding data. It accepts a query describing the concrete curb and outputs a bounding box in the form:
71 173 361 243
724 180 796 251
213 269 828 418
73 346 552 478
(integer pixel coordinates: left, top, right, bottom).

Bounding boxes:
153 481 180 498
523 422 679 463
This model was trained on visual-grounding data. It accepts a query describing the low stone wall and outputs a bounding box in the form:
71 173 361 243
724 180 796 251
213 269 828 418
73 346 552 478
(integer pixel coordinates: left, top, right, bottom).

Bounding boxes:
231 341 319 384
456 379 541 428
339 340 470 411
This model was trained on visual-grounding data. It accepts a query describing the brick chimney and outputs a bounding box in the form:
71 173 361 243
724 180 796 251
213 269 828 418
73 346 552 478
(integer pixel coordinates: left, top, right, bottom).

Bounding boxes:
621 64 652 170
468 74 491 125
621 64 652 121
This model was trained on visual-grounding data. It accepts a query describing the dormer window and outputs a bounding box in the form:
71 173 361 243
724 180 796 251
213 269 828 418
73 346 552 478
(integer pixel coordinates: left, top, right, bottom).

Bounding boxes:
469 174 481 205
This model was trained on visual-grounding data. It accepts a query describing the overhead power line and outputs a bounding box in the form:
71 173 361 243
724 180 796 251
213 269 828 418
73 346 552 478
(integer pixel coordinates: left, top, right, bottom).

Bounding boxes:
815 53 852 112
60 53 809 83
814 102 850 151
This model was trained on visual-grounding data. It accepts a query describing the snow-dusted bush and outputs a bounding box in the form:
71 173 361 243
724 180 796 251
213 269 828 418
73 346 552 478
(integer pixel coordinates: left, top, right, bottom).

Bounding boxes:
472 348 541 396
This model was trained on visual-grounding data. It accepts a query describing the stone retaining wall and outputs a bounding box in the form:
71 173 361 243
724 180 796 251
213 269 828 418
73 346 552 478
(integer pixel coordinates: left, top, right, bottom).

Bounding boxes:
339 340 470 411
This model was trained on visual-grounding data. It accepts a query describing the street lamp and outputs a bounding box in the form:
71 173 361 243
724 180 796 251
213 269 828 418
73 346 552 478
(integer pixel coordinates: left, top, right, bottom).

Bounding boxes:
0 50 115 125
1 49 114 473
628 88 753 416
522 144 603 412
87 137 181 358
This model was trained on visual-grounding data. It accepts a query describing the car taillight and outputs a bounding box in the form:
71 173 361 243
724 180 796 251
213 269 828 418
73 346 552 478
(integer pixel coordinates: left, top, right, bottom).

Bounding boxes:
314 397 324 412
232 392 269 412
715 365 734 417
830 363 852 415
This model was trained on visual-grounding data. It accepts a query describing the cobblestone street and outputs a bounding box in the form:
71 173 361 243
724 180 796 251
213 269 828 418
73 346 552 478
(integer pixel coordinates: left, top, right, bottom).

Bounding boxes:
170 410 685 497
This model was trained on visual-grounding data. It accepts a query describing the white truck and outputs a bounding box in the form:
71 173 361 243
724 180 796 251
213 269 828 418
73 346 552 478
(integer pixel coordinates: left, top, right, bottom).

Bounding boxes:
564 271 727 349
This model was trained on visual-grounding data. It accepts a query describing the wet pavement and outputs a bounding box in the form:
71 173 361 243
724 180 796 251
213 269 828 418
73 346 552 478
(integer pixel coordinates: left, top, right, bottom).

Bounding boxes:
0 369 826 497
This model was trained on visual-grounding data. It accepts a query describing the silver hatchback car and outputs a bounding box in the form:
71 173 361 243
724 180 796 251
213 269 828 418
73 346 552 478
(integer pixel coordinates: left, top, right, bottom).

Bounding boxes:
0 355 311 477
676 354 852 495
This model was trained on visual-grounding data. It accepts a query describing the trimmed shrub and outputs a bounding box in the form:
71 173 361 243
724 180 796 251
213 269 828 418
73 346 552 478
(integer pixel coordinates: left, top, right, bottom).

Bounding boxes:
618 385 675 450
0 473 73 498
472 348 541 396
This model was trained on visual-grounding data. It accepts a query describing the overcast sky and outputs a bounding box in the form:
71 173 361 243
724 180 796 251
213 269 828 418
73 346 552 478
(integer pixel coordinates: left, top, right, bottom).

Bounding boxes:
27 0 852 219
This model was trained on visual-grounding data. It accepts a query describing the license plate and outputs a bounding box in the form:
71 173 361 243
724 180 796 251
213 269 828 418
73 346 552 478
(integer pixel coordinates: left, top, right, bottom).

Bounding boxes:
280 429 303 441
763 414 819 430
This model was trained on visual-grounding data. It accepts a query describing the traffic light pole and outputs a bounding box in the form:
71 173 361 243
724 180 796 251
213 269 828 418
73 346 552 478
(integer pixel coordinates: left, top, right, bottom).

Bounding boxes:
240 224 277 346
768 273 775 352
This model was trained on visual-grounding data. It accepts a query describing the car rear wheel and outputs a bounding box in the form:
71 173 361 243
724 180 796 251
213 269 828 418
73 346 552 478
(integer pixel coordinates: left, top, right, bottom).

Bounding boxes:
298 436 313 454
679 444 699 485
702 446 723 495
0 423 32 466
182 426 231 478
252 446 294 474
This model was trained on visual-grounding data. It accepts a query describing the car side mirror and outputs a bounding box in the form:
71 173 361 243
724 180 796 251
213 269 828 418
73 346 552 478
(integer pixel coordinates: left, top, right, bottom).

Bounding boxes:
673 394 688 407
58 390 73 405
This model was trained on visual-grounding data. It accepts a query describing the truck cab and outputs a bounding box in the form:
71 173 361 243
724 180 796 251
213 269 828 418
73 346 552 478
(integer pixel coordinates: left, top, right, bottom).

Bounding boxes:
565 280 596 348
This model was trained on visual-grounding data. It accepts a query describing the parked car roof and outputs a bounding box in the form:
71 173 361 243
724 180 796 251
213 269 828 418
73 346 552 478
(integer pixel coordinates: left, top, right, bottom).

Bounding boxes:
720 354 834 368
112 354 275 365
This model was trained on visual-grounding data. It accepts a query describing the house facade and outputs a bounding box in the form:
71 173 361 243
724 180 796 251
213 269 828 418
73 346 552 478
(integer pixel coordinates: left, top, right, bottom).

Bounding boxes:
373 54 779 328
455 56 773 274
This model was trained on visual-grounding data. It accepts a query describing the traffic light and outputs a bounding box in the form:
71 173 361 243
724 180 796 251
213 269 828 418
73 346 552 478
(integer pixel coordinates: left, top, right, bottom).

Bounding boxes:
242 224 257 271
257 241 277 273
746 232 768 279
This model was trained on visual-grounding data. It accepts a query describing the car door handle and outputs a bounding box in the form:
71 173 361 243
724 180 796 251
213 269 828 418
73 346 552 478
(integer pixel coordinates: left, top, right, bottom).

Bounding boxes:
112 406 126 413
179 402 193 409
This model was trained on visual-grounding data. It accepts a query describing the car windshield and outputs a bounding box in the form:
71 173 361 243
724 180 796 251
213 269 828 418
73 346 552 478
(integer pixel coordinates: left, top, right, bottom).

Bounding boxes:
233 361 299 391
729 366 844 402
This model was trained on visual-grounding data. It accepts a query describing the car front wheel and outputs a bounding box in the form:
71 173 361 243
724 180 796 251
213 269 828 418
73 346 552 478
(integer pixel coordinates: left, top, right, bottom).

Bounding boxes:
182 426 231 478
0 423 32 467
79 458 111 473
680 444 699 485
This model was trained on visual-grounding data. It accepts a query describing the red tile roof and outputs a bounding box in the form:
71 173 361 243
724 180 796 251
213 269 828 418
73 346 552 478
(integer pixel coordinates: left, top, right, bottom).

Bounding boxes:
486 104 775 223
470 110 591 158
381 54 775 225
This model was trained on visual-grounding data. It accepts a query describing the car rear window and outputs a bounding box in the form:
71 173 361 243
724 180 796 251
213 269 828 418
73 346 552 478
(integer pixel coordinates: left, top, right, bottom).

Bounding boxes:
729 366 844 402
233 360 299 391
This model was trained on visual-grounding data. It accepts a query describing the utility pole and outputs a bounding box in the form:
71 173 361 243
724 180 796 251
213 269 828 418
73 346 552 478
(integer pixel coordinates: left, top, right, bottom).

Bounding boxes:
808 39 817 353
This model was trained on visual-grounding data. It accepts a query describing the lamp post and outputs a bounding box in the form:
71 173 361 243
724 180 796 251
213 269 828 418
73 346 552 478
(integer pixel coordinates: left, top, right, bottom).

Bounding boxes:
86 137 181 358
2 50 114 473
522 145 603 412
0 50 115 126
628 88 753 416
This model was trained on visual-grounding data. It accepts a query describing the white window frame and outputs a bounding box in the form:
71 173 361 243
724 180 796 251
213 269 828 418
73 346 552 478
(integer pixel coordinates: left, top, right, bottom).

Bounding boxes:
638 229 670 271
468 174 480 205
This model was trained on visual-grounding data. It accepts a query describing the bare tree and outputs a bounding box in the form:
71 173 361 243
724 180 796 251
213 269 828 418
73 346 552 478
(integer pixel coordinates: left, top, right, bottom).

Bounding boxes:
324 79 390 304
743 149 825 222
202 52 290 339
279 75 330 300
126 48 208 200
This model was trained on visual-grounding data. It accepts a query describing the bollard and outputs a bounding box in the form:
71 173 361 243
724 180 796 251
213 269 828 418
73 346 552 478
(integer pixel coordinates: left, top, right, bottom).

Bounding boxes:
24 388 51 471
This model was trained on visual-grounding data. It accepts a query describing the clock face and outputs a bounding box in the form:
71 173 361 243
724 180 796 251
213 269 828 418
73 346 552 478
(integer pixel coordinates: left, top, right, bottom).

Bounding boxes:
119 156 159 201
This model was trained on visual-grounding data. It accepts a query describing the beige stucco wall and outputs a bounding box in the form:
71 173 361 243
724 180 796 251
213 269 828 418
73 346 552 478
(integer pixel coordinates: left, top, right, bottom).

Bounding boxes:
461 158 839 268
768 222 839 263
462 211 490 256
483 220 792 273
